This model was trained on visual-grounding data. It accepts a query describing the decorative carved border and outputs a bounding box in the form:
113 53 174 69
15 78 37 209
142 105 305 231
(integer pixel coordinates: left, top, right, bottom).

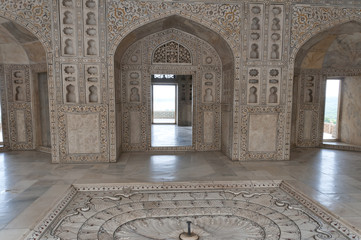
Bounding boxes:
120 28 223 152
25 180 361 240
58 104 108 163
8 102 33 150
107 2 241 161
239 106 285 160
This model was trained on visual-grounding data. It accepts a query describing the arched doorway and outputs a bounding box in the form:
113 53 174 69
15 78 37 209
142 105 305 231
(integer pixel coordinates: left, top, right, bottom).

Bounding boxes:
113 16 235 156
291 21 361 151
0 16 51 152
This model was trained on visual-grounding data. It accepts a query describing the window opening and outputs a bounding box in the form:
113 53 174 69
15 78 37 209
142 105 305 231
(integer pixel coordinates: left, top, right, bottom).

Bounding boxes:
323 79 341 141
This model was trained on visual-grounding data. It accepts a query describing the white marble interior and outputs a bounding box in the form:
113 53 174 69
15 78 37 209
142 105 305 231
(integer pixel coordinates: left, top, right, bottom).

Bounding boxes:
0 148 361 239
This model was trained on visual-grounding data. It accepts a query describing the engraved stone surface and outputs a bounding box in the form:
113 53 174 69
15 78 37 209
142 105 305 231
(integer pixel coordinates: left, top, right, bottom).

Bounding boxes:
67 113 100 154
249 114 278 152
28 181 360 240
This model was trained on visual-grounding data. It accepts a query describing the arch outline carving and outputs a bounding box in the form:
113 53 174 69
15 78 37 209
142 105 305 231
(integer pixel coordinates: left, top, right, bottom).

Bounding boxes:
288 5 361 152
118 28 224 152
0 6 56 160
108 8 239 160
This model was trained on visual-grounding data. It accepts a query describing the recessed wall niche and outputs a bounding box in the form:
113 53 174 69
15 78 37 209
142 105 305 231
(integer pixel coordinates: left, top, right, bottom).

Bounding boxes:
248 4 264 60
83 0 99 57
247 68 261 104
59 0 77 56
62 64 78 104
85 65 100 103
267 68 281 105
268 5 284 60
12 70 26 102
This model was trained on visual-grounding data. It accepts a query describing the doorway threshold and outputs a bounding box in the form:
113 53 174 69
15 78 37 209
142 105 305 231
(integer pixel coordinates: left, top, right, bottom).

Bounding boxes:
322 142 361 152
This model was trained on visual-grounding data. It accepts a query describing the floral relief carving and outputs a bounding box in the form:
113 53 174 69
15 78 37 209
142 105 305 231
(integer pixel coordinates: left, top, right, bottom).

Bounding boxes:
58 105 108 163
28 181 358 240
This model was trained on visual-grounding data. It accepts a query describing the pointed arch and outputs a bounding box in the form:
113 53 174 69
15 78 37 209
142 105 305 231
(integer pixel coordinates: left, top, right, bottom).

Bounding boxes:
108 14 237 161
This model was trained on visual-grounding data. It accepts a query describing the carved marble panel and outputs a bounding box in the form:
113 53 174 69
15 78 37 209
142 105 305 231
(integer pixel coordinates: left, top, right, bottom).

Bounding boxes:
83 0 99 57
268 4 284 61
62 64 78 104
67 113 100 154
8 102 33 150
267 67 281 105
247 68 260 105
16 110 26 142
85 64 100 104
58 105 108 163
249 114 278 152
59 0 77 56
203 111 214 144
248 4 264 60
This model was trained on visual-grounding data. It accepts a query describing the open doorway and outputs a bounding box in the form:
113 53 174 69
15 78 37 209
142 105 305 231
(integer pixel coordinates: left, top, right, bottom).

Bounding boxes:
151 74 192 147
323 79 341 141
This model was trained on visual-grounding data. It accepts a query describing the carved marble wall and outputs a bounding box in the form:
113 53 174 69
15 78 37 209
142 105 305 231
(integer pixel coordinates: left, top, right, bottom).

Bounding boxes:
0 0 361 162
118 29 223 152
292 22 361 149
340 76 361 146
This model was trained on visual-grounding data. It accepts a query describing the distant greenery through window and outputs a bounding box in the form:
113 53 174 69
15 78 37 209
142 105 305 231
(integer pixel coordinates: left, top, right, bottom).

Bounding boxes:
323 79 340 140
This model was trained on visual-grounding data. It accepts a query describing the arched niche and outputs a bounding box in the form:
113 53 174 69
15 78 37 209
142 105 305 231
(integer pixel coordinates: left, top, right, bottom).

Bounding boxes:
0 16 51 153
291 21 361 151
113 16 235 157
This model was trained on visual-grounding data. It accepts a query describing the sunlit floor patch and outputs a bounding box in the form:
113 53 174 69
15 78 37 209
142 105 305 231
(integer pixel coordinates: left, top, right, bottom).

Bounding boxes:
27 181 360 240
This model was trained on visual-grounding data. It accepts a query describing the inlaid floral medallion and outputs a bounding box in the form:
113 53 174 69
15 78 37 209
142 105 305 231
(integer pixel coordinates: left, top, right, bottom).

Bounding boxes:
26 181 360 240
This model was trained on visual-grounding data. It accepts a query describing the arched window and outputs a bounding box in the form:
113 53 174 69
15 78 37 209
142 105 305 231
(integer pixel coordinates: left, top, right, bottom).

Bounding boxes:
152 41 192 64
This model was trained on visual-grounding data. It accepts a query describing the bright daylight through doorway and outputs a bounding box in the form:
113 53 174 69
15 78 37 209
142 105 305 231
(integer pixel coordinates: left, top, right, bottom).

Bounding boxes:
151 75 192 147
323 79 341 141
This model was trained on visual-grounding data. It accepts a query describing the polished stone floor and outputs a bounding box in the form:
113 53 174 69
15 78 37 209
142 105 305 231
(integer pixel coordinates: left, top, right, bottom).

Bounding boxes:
0 148 361 239
151 124 192 146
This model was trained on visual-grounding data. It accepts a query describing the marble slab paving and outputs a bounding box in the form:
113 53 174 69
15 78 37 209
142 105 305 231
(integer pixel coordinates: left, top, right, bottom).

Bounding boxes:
25 180 360 240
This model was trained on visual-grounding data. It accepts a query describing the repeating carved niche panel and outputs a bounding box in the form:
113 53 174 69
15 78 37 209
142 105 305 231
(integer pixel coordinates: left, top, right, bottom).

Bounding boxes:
267 68 281 105
247 68 260 104
60 0 77 56
62 64 78 104
85 65 100 103
8 103 33 150
120 28 222 151
248 4 264 60
268 4 284 61
83 0 99 57
296 71 321 147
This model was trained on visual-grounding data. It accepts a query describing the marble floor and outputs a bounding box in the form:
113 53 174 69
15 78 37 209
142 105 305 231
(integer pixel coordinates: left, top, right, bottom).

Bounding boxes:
151 124 192 146
0 148 361 239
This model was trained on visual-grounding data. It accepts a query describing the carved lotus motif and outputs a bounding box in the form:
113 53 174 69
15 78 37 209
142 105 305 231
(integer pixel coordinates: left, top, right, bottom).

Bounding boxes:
85 0 96 8
13 71 23 78
251 6 261 14
271 33 280 41
65 77 75 81
131 55 138 62
87 77 98 82
205 56 212 64
63 27 73 35
250 33 260 40
87 66 98 75
63 0 73 7
204 73 213 80
129 72 139 79
65 66 75 74
272 7 282 15
269 69 279 77
14 79 23 84
86 28 96 36
249 69 259 77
